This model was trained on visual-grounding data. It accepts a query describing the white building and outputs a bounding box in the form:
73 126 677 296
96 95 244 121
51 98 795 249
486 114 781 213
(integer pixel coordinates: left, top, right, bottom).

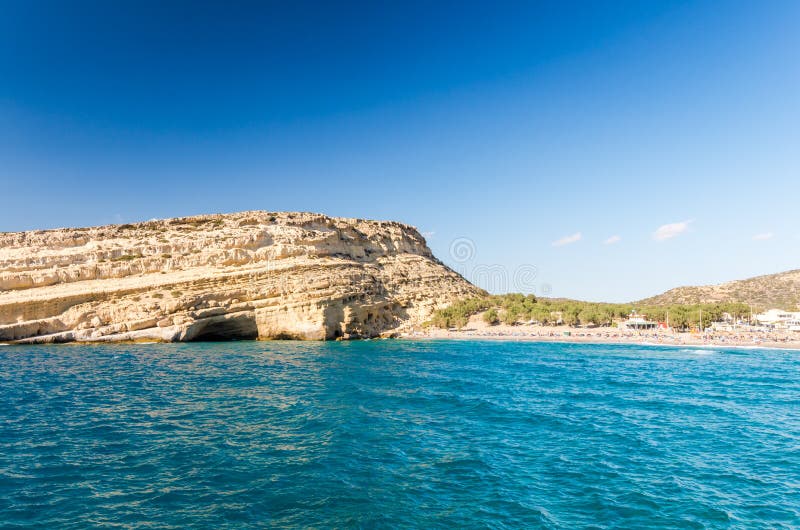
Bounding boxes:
619 311 657 330
754 309 800 330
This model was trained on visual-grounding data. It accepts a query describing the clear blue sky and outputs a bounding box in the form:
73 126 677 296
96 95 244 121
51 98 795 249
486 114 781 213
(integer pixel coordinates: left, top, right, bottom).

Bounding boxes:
1 1 798 301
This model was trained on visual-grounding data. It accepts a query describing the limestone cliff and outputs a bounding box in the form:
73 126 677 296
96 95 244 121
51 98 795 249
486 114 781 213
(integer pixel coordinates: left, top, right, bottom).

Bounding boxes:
0 211 482 343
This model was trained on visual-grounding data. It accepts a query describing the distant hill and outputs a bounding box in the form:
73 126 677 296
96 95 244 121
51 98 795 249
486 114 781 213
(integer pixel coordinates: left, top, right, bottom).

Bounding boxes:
637 269 800 309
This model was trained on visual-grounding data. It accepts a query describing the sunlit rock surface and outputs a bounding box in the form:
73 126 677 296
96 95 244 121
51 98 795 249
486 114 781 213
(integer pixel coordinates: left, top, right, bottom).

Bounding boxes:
0 211 481 343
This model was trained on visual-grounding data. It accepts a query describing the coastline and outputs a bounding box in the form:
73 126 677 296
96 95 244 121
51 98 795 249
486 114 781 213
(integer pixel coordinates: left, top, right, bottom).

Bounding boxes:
403 321 800 351
3 325 799 351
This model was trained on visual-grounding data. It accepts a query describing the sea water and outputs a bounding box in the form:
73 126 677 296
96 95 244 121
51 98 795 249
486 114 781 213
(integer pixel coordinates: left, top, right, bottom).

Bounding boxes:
1 340 798 528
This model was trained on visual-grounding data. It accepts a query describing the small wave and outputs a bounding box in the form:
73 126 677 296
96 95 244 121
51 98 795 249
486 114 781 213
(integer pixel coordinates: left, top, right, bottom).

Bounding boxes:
679 348 719 355
728 345 790 352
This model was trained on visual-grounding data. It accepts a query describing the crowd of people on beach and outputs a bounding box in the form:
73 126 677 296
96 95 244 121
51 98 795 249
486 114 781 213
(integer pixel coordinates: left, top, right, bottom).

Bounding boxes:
415 324 800 349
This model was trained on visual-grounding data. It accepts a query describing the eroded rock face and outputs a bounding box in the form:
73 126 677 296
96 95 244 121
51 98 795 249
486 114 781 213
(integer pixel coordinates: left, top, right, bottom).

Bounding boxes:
0 211 481 343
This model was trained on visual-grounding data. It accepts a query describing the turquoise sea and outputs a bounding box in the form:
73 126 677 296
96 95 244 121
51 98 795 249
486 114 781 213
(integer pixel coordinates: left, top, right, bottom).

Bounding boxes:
1 340 798 529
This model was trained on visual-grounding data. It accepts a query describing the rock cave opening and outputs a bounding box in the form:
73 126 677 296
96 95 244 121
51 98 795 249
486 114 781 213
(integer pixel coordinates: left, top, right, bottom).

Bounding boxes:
187 315 259 342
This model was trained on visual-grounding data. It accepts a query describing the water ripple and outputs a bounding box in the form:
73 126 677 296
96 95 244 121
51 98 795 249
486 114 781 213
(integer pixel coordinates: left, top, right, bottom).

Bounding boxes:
1 340 799 528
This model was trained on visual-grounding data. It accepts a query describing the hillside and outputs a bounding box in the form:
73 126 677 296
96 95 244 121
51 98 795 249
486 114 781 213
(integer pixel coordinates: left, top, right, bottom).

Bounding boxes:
637 269 800 309
0 211 481 343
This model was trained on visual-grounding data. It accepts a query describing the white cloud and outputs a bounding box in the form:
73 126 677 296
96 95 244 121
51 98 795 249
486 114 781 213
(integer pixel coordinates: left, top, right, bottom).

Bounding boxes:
421 230 435 239
752 232 774 241
603 235 621 245
653 220 692 241
552 232 582 247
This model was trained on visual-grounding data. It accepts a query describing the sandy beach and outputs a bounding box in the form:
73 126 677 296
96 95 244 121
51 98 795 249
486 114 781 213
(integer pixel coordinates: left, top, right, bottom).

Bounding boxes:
405 315 800 350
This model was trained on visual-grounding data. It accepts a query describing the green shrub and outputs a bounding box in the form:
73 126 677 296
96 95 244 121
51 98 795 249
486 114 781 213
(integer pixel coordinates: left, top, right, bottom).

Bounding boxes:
483 308 499 325
429 295 753 330
111 254 140 262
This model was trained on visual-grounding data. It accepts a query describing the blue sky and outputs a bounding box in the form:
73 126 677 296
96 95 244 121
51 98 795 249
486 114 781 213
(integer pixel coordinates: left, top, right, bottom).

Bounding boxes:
1 1 798 301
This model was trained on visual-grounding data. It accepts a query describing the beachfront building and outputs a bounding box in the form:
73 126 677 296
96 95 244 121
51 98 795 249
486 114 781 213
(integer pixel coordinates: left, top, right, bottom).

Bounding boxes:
754 309 800 330
619 311 657 330
711 320 735 332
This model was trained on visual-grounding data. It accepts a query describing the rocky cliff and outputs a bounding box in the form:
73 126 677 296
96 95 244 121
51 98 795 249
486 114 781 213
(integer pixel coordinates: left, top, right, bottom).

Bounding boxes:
0 211 481 343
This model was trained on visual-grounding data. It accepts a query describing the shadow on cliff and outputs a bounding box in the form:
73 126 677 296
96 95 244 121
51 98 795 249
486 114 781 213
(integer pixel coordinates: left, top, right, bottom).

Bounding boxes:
321 283 411 340
186 313 259 341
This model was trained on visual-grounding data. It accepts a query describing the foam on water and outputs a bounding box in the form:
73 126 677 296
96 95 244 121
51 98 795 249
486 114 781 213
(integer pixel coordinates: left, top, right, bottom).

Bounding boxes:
1 340 798 528
678 348 719 355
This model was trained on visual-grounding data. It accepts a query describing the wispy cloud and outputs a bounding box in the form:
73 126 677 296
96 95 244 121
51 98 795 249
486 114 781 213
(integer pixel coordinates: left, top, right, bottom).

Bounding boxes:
421 230 435 239
603 235 621 245
752 232 774 241
653 220 692 241
552 232 582 247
